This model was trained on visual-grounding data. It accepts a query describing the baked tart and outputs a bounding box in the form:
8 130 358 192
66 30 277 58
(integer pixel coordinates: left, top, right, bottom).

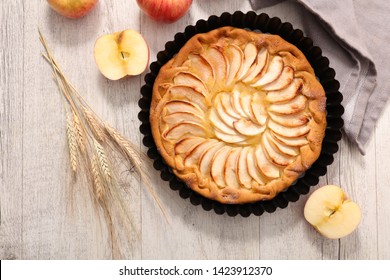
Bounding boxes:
150 26 326 204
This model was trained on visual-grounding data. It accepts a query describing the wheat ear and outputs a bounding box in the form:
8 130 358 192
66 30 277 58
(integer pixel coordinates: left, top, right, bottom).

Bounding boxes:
83 107 106 142
66 113 78 172
72 111 86 153
94 140 112 183
91 155 105 203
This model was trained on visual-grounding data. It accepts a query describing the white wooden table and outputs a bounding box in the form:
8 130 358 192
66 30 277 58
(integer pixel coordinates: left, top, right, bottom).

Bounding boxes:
1 0 389 260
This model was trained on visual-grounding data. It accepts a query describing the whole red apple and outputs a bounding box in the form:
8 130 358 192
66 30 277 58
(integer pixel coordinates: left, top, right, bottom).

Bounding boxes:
47 0 98 19
136 0 192 23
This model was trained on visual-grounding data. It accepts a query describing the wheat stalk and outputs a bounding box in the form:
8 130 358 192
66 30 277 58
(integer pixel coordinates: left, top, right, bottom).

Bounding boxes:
39 29 168 258
66 113 78 173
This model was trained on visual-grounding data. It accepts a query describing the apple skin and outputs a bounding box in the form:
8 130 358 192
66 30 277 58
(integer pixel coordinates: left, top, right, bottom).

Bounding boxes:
136 0 192 23
47 0 98 19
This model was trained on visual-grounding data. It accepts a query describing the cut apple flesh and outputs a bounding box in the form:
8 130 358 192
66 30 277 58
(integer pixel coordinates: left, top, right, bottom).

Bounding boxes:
164 111 203 125
242 48 269 83
224 44 243 84
202 46 227 84
262 133 294 166
184 140 218 167
224 148 241 189
211 146 231 188
168 86 207 110
266 79 301 103
220 93 241 118
165 100 203 116
173 72 208 96
188 54 215 85
94 30 149 80
268 111 309 127
233 119 265 136
199 142 224 177
238 43 258 80
163 121 206 140
304 185 362 239
268 119 310 138
175 137 206 155
247 148 265 184
237 147 252 188
255 145 280 179
262 66 294 91
268 94 307 115
251 56 284 87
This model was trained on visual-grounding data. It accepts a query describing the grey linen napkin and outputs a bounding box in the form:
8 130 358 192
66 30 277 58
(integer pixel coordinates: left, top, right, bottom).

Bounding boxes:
250 0 390 154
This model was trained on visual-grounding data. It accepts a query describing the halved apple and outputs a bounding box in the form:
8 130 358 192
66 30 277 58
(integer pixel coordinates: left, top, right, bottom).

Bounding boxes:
94 29 149 80
304 185 362 239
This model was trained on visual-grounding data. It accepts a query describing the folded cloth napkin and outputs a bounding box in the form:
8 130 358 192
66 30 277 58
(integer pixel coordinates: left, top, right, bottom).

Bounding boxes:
250 0 390 154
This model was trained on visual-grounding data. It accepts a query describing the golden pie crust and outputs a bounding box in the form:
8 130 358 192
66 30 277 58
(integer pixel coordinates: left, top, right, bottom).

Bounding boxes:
150 27 326 204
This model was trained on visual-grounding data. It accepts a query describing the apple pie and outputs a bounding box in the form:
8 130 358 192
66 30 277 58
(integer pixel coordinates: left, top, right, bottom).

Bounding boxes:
150 26 326 204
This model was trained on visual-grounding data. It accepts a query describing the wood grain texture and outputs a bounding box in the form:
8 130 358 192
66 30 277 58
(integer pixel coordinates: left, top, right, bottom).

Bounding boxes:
0 0 389 260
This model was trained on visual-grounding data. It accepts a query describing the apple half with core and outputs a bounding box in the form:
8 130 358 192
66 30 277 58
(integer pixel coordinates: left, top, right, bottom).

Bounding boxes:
136 0 193 23
94 30 150 80
47 0 98 19
304 185 362 239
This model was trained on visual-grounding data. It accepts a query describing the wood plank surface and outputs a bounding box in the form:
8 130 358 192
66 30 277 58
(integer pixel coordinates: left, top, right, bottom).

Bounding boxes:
0 0 389 260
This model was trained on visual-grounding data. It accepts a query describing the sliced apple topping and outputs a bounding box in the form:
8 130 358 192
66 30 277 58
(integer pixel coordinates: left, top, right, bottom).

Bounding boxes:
199 142 224 178
168 85 207 110
220 93 241 118
304 185 362 239
209 109 236 135
224 148 241 189
271 131 308 147
163 121 206 140
214 129 247 144
238 43 258 80
237 147 252 188
224 44 243 84
242 48 269 83
262 66 294 91
251 56 284 88
173 72 208 96
240 93 256 122
202 46 227 84
254 145 280 179
188 54 215 86
268 119 310 138
267 132 299 157
232 89 247 117
233 119 265 136
164 112 203 125
174 137 206 155
266 79 301 103
262 133 294 166
269 111 309 127
165 100 203 116
216 96 240 127
251 93 267 126
268 94 307 115
184 140 218 167
247 148 265 184
211 146 232 188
